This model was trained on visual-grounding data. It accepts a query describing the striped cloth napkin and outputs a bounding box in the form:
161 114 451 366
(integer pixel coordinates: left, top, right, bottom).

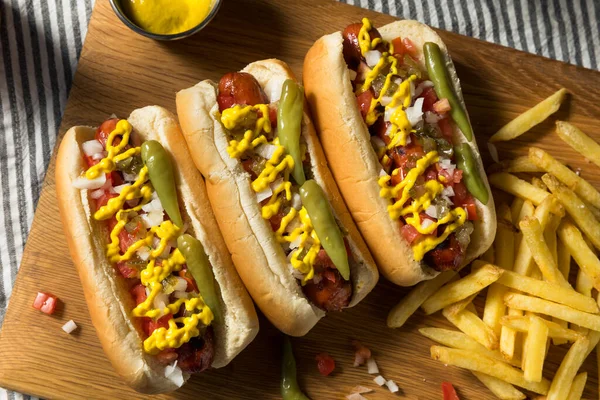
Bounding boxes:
0 0 598 398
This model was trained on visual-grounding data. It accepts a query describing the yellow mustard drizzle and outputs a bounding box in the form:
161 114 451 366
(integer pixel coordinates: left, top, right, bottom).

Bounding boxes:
220 105 321 284
357 18 469 262
87 120 213 354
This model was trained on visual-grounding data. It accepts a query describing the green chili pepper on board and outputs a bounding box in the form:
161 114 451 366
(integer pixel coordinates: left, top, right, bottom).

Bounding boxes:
423 42 473 142
281 336 310 400
278 79 306 186
141 140 183 228
454 143 489 204
299 180 350 281
177 234 221 321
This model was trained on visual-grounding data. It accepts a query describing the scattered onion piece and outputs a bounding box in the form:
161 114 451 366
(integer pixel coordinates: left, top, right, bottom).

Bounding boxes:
62 320 78 334
385 379 399 393
366 358 379 374
346 394 367 400
351 385 373 394
373 375 386 386
352 340 372 367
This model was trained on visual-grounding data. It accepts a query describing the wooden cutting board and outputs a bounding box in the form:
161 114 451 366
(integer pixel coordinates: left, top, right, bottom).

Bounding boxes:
1 0 600 398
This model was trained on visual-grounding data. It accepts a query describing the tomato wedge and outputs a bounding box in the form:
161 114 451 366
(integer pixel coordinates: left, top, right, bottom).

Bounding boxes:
441 382 460 400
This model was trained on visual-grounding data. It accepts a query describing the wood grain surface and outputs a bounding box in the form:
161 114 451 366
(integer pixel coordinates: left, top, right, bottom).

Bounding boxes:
1 0 600 399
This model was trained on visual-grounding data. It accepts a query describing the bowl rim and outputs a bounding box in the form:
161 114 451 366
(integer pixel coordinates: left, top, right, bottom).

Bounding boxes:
109 0 223 40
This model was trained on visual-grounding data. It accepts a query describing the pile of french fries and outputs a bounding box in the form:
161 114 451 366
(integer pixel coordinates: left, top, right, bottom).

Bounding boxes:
387 89 600 400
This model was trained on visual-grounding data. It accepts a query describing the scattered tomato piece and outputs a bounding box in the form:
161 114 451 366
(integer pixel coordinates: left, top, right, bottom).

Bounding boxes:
352 340 372 367
315 352 336 376
441 381 460 400
32 292 58 315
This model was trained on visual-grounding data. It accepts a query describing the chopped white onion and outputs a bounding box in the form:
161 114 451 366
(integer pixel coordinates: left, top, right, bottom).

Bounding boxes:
153 292 169 314
488 142 500 163
384 106 398 122
62 320 78 334
425 205 438 219
289 236 303 250
386 379 400 393
291 192 302 210
378 169 388 178
264 76 287 102
364 50 382 68
142 198 163 213
291 266 306 280
160 242 172 259
442 186 455 198
370 136 385 150
72 173 106 190
415 80 434 98
255 186 273 203
374 375 386 386
90 189 104 199
173 290 189 299
92 151 107 160
367 358 379 374
409 79 416 98
82 139 103 156
351 386 373 394
406 97 424 127
425 111 441 124
113 184 128 194
137 246 151 261
164 362 185 388
255 143 278 160
422 219 434 229
141 210 164 228
439 158 456 174
346 394 367 400
380 96 393 106
173 277 188 292
123 172 137 182
270 177 284 192
348 69 357 81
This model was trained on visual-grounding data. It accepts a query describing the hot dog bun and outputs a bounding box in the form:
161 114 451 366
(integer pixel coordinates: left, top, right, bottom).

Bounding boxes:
55 106 259 393
303 20 496 286
176 60 379 336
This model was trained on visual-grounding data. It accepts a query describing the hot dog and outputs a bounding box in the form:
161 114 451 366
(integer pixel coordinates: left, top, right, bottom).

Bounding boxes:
55 106 258 393
303 19 496 286
176 60 379 336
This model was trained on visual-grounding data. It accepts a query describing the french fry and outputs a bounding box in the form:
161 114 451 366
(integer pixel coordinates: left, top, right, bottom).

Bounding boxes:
484 206 515 336
546 337 590 400
501 308 522 360
472 371 526 400
445 293 478 316
523 316 548 383
510 197 525 226
557 221 600 291
544 214 561 265
430 346 551 394
575 269 594 298
584 200 600 222
443 307 499 350
553 239 572 345
489 173 549 205
520 217 570 286
556 120 600 169
504 293 600 331
543 174 600 251
489 88 567 143
500 316 582 342
489 156 545 174
529 146 600 210
496 269 598 313
422 265 503 315
565 372 587 400
514 200 535 251
387 270 457 328
418 327 521 368
531 176 547 191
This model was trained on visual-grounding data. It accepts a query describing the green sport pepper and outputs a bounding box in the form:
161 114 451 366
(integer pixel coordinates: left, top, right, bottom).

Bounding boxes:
176 234 221 322
454 143 489 204
423 42 473 142
141 140 183 228
281 336 310 400
299 180 350 281
278 79 306 186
